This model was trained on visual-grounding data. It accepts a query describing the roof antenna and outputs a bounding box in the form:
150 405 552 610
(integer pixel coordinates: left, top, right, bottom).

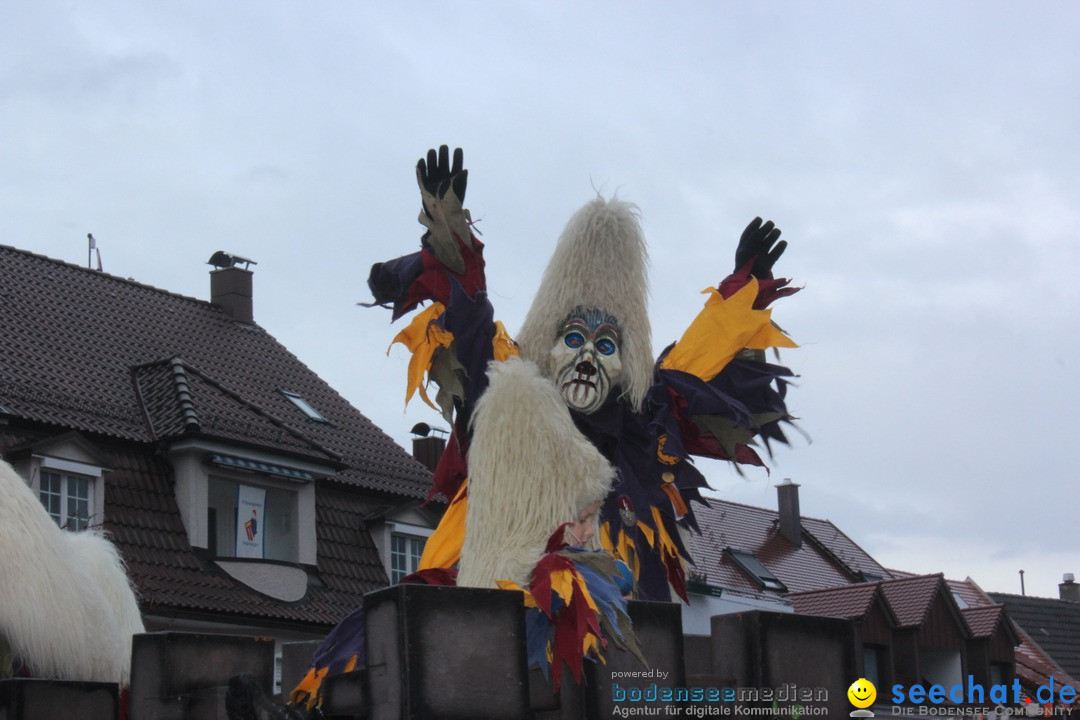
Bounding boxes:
1019 569 1026 596
87 233 103 271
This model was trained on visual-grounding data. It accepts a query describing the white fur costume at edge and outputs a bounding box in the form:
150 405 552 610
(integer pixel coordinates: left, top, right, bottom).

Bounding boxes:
457 357 614 588
0 458 144 684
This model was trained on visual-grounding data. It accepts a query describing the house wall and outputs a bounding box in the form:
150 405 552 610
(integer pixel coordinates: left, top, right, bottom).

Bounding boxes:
893 631 920 687
916 595 967 651
682 590 791 635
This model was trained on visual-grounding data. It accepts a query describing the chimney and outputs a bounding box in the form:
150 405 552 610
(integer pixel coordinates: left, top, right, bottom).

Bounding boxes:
776 478 802 547
409 423 446 474
208 251 256 323
412 436 446 474
1061 573 1080 602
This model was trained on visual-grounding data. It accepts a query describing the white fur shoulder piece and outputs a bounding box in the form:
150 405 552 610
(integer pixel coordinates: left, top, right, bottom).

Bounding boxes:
457 357 615 588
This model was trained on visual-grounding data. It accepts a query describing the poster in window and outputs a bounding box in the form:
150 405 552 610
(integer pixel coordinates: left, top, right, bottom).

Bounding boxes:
236 484 266 559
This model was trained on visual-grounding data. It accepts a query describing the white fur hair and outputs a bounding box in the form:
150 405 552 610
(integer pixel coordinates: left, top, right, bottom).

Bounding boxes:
457 357 615 588
516 196 653 412
62 528 145 682
0 458 143 684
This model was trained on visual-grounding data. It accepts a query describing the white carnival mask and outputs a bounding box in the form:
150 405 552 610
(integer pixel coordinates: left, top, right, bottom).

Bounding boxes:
550 307 623 414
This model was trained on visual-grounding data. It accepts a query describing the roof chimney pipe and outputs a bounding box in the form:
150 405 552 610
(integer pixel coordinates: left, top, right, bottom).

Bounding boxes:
208 251 255 324
1061 573 1079 602
776 478 802 548
410 422 447 474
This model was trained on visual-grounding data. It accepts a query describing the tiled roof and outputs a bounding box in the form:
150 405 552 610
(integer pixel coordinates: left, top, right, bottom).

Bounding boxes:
947 578 1080 700
961 604 1006 638
988 592 1080 680
878 573 944 628
1 430 391 627
0 244 430 498
687 497 892 596
786 582 885 620
800 516 891 580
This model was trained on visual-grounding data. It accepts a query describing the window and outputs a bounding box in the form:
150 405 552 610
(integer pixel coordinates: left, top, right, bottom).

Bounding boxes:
989 662 1009 686
281 391 327 422
390 532 426 583
726 548 787 592
863 645 886 687
207 476 298 562
39 469 93 531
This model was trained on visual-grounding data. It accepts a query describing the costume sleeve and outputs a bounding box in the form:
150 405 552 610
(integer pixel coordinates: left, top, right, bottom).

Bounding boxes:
369 231 516 503
598 268 800 603
656 270 799 469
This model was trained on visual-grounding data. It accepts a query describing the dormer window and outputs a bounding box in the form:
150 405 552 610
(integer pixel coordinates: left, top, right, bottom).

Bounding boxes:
727 548 787 592
15 435 109 533
40 468 93 531
390 532 426 583
281 391 327 423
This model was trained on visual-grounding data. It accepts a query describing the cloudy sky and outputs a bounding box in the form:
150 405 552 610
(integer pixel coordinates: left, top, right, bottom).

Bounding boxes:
2 1 1077 599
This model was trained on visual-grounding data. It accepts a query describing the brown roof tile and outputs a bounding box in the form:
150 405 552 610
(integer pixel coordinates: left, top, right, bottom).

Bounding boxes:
688 498 889 596
786 582 883 619
961 604 1005 638
0 244 430 498
93 442 390 627
879 573 945 628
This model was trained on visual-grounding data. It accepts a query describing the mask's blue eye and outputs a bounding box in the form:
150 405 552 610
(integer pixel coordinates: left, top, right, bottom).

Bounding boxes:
596 338 617 356
564 332 585 349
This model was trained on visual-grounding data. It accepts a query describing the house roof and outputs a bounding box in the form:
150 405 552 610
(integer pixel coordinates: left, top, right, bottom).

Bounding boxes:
960 604 1007 639
950 578 1080 700
786 581 895 622
687 496 893 596
0 244 430 498
878 573 946 629
988 591 1080 680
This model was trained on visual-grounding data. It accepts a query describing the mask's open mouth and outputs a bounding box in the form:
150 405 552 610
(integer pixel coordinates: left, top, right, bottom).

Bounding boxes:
566 361 597 390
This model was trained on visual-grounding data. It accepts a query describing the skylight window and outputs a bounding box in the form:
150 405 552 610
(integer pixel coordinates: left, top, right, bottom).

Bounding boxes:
281 390 327 422
726 548 787 592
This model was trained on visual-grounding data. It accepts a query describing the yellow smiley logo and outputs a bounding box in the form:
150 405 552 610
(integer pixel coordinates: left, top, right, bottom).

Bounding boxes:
847 678 877 708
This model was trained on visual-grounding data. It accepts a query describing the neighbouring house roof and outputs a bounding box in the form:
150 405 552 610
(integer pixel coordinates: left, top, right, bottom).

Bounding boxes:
878 573 947 629
961 604 1008 639
0 244 437 628
786 581 896 623
988 591 1080 680
687 497 894 597
950 578 1080 701
0 244 431 498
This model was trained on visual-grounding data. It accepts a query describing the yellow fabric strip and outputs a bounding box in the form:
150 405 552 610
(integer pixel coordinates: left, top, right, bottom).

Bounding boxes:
496 579 538 609
417 480 468 570
650 506 682 565
660 280 796 382
289 665 329 710
388 302 453 410
635 519 655 549
492 320 521 361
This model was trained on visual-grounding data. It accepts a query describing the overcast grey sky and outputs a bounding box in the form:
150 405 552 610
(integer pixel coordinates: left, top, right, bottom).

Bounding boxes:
2 1 1077 599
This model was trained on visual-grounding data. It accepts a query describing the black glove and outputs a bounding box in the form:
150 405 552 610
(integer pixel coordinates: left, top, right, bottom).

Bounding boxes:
735 217 787 278
415 146 473 274
417 145 468 208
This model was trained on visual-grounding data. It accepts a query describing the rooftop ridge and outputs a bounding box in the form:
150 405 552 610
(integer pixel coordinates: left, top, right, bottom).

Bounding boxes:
785 579 882 597
989 591 1080 604
170 357 201 433
0 243 226 316
701 491 859 527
